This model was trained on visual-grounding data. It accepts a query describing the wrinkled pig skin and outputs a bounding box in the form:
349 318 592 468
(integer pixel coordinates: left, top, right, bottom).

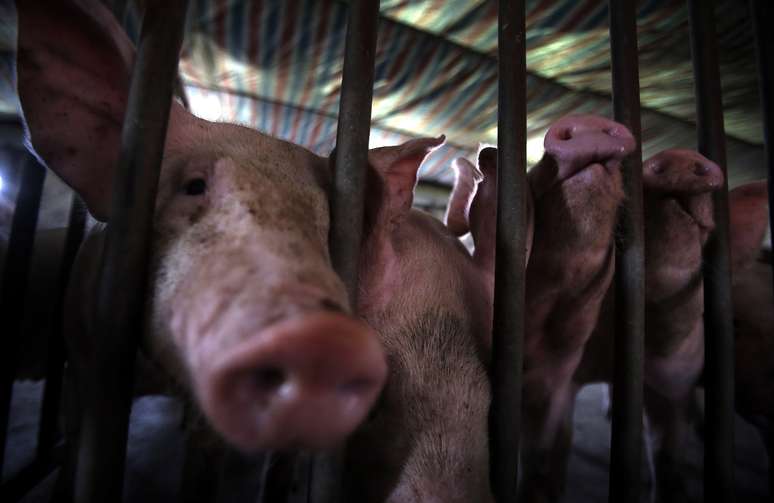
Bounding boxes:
343 145 497 503
728 181 773 490
640 149 722 502
518 115 634 503
17 0 388 452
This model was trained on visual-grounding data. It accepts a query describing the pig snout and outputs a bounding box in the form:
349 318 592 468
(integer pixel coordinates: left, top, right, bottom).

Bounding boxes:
542 114 636 183
643 148 723 195
195 312 387 451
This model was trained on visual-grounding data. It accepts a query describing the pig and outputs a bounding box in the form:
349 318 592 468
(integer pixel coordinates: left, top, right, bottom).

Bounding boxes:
17 0 393 453
639 149 723 502
579 149 724 502
728 180 773 493
518 115 634 503
342 147 500 503
440 115 635 503
18 4 525 502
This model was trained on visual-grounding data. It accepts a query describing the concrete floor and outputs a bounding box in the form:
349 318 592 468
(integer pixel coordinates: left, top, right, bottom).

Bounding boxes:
4 381 770 502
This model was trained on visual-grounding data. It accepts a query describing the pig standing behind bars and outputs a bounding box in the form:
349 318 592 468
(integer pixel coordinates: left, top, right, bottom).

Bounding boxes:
16 0 396 453
14 3 505 500
639 149 722 502
444 115 635 503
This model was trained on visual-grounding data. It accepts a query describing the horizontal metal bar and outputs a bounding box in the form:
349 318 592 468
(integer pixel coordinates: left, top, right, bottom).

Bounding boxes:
73 2 189 502
489 1 527 501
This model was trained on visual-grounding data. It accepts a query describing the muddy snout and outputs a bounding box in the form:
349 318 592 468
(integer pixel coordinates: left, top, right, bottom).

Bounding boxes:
195 312 387 451
643 148 724 194
543 114 636 181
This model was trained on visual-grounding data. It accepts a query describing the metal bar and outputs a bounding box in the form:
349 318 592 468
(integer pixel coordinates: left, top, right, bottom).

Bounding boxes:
489 1 527 501
36 197 88 459
0 444 63 502
73 2 189 502
750 0 774 316
688 1 735 501
0 153 46 477
318 1 379 503
607 1 645 501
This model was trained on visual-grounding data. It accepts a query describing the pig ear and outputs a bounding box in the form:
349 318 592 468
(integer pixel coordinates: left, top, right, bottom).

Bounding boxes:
367 136 445 224
444 157 483 236
728 180 769 273
16 0 189 221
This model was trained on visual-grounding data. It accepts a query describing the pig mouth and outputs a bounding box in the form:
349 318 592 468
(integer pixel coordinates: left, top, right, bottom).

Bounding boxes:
673 195 714 231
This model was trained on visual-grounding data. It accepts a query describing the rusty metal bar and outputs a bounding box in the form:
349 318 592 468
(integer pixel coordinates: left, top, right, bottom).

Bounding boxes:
607 1 645 501
73 2 189 502
489 1 527 501
750 0 774 307
317 1 379 502
688 1 735 501
0 153 45 477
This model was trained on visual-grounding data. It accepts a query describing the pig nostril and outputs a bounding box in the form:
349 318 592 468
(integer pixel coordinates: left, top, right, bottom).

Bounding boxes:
253 366 285 391
557 128 572 141
694 162 709 176
651 163 665 174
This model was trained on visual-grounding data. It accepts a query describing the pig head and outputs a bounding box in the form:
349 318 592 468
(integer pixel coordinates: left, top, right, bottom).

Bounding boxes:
16 0 392 451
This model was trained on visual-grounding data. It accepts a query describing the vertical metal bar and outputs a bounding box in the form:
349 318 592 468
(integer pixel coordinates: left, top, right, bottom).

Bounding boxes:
73 2 189 502
36 197 88 459
0 153 46 476
749 0 774 312
688 1 735 501
490 1 527 501
607 1 645 501
318 1 379 503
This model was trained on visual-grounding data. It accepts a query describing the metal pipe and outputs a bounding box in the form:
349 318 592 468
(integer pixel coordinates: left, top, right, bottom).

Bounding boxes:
318 2 380 502
489 1 527 500
688 1 735 501
750 0 774 319
0 153 46 476
607 1 645 501
73 2 189 502
36 197 87 459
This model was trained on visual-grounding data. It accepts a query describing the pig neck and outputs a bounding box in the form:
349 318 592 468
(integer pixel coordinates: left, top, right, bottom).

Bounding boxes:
524 178 619 359
643 195 705 357
345 309 492 503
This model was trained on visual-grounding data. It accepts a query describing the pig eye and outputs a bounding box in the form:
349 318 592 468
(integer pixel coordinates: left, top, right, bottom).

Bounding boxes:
183 178 207 196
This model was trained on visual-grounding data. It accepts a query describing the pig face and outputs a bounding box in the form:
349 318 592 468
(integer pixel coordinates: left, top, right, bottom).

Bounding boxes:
643 148 723 246
17 0 388 451
642 149 723 307
528 114 634 242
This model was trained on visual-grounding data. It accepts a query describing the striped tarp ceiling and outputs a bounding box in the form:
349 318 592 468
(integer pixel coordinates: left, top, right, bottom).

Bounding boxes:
0 0 765 188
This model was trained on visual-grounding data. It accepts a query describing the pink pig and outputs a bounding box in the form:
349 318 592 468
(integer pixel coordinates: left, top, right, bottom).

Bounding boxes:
17 0 394 452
